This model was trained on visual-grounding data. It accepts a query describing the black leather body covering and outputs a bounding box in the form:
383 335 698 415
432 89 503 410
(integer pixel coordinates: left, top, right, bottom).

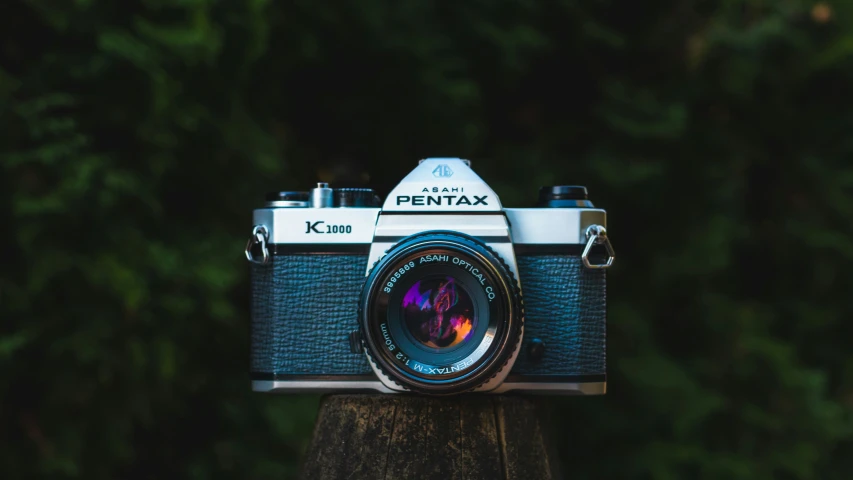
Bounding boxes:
251 254 372 376
250 252 605 379
511 255 606 376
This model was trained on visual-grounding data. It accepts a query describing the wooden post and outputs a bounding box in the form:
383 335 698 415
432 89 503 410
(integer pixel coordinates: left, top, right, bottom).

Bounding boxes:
299 394 559 480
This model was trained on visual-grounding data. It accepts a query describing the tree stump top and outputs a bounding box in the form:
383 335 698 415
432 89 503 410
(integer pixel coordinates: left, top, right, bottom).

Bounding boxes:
300 394 557 480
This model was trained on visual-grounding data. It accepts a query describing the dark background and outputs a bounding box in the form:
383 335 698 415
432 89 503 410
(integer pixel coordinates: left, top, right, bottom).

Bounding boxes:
2 1 853 478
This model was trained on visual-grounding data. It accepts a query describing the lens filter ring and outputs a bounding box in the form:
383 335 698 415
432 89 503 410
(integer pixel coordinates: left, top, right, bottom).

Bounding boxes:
359 231 523 395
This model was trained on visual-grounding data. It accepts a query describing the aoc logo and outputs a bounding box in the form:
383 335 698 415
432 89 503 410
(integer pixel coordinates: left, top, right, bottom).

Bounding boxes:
432 164 454 178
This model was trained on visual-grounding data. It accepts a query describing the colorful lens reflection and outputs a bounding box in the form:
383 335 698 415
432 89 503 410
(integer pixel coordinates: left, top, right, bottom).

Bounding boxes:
401 276 476 349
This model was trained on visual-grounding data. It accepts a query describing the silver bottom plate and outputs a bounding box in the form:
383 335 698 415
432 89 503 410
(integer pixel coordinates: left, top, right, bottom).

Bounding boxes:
252 380 606 395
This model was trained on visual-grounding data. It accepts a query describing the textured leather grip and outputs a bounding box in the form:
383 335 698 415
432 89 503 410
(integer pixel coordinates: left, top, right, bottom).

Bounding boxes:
250 254 372 375
251 253 605 378
511 255 606 375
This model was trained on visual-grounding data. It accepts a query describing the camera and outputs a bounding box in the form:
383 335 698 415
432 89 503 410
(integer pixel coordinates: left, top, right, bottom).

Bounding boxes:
245 158 614 395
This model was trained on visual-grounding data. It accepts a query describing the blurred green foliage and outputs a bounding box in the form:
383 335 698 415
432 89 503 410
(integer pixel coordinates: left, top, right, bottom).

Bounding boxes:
2 0 853 478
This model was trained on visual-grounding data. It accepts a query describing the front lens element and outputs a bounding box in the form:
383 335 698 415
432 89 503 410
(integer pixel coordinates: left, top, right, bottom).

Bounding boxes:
402 276 477 350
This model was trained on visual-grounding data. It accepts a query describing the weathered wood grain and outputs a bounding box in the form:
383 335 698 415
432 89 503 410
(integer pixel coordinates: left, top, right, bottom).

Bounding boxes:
299 395 555 480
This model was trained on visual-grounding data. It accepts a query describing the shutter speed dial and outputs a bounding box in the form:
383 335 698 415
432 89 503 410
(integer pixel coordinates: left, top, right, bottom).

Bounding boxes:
267 185 380 208
335 188 381 207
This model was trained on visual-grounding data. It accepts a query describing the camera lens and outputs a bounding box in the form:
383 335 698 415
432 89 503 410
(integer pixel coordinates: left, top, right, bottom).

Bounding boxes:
401 275 478 350
359 232 523 395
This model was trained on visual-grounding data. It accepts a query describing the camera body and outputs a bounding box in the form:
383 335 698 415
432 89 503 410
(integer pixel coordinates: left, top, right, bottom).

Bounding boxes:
247 158 613 395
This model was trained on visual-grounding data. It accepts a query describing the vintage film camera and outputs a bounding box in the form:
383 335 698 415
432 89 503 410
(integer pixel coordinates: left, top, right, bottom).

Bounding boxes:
246 158 614 395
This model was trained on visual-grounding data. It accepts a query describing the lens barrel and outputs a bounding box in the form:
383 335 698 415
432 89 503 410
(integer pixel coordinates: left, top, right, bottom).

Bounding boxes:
359 232 523 394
